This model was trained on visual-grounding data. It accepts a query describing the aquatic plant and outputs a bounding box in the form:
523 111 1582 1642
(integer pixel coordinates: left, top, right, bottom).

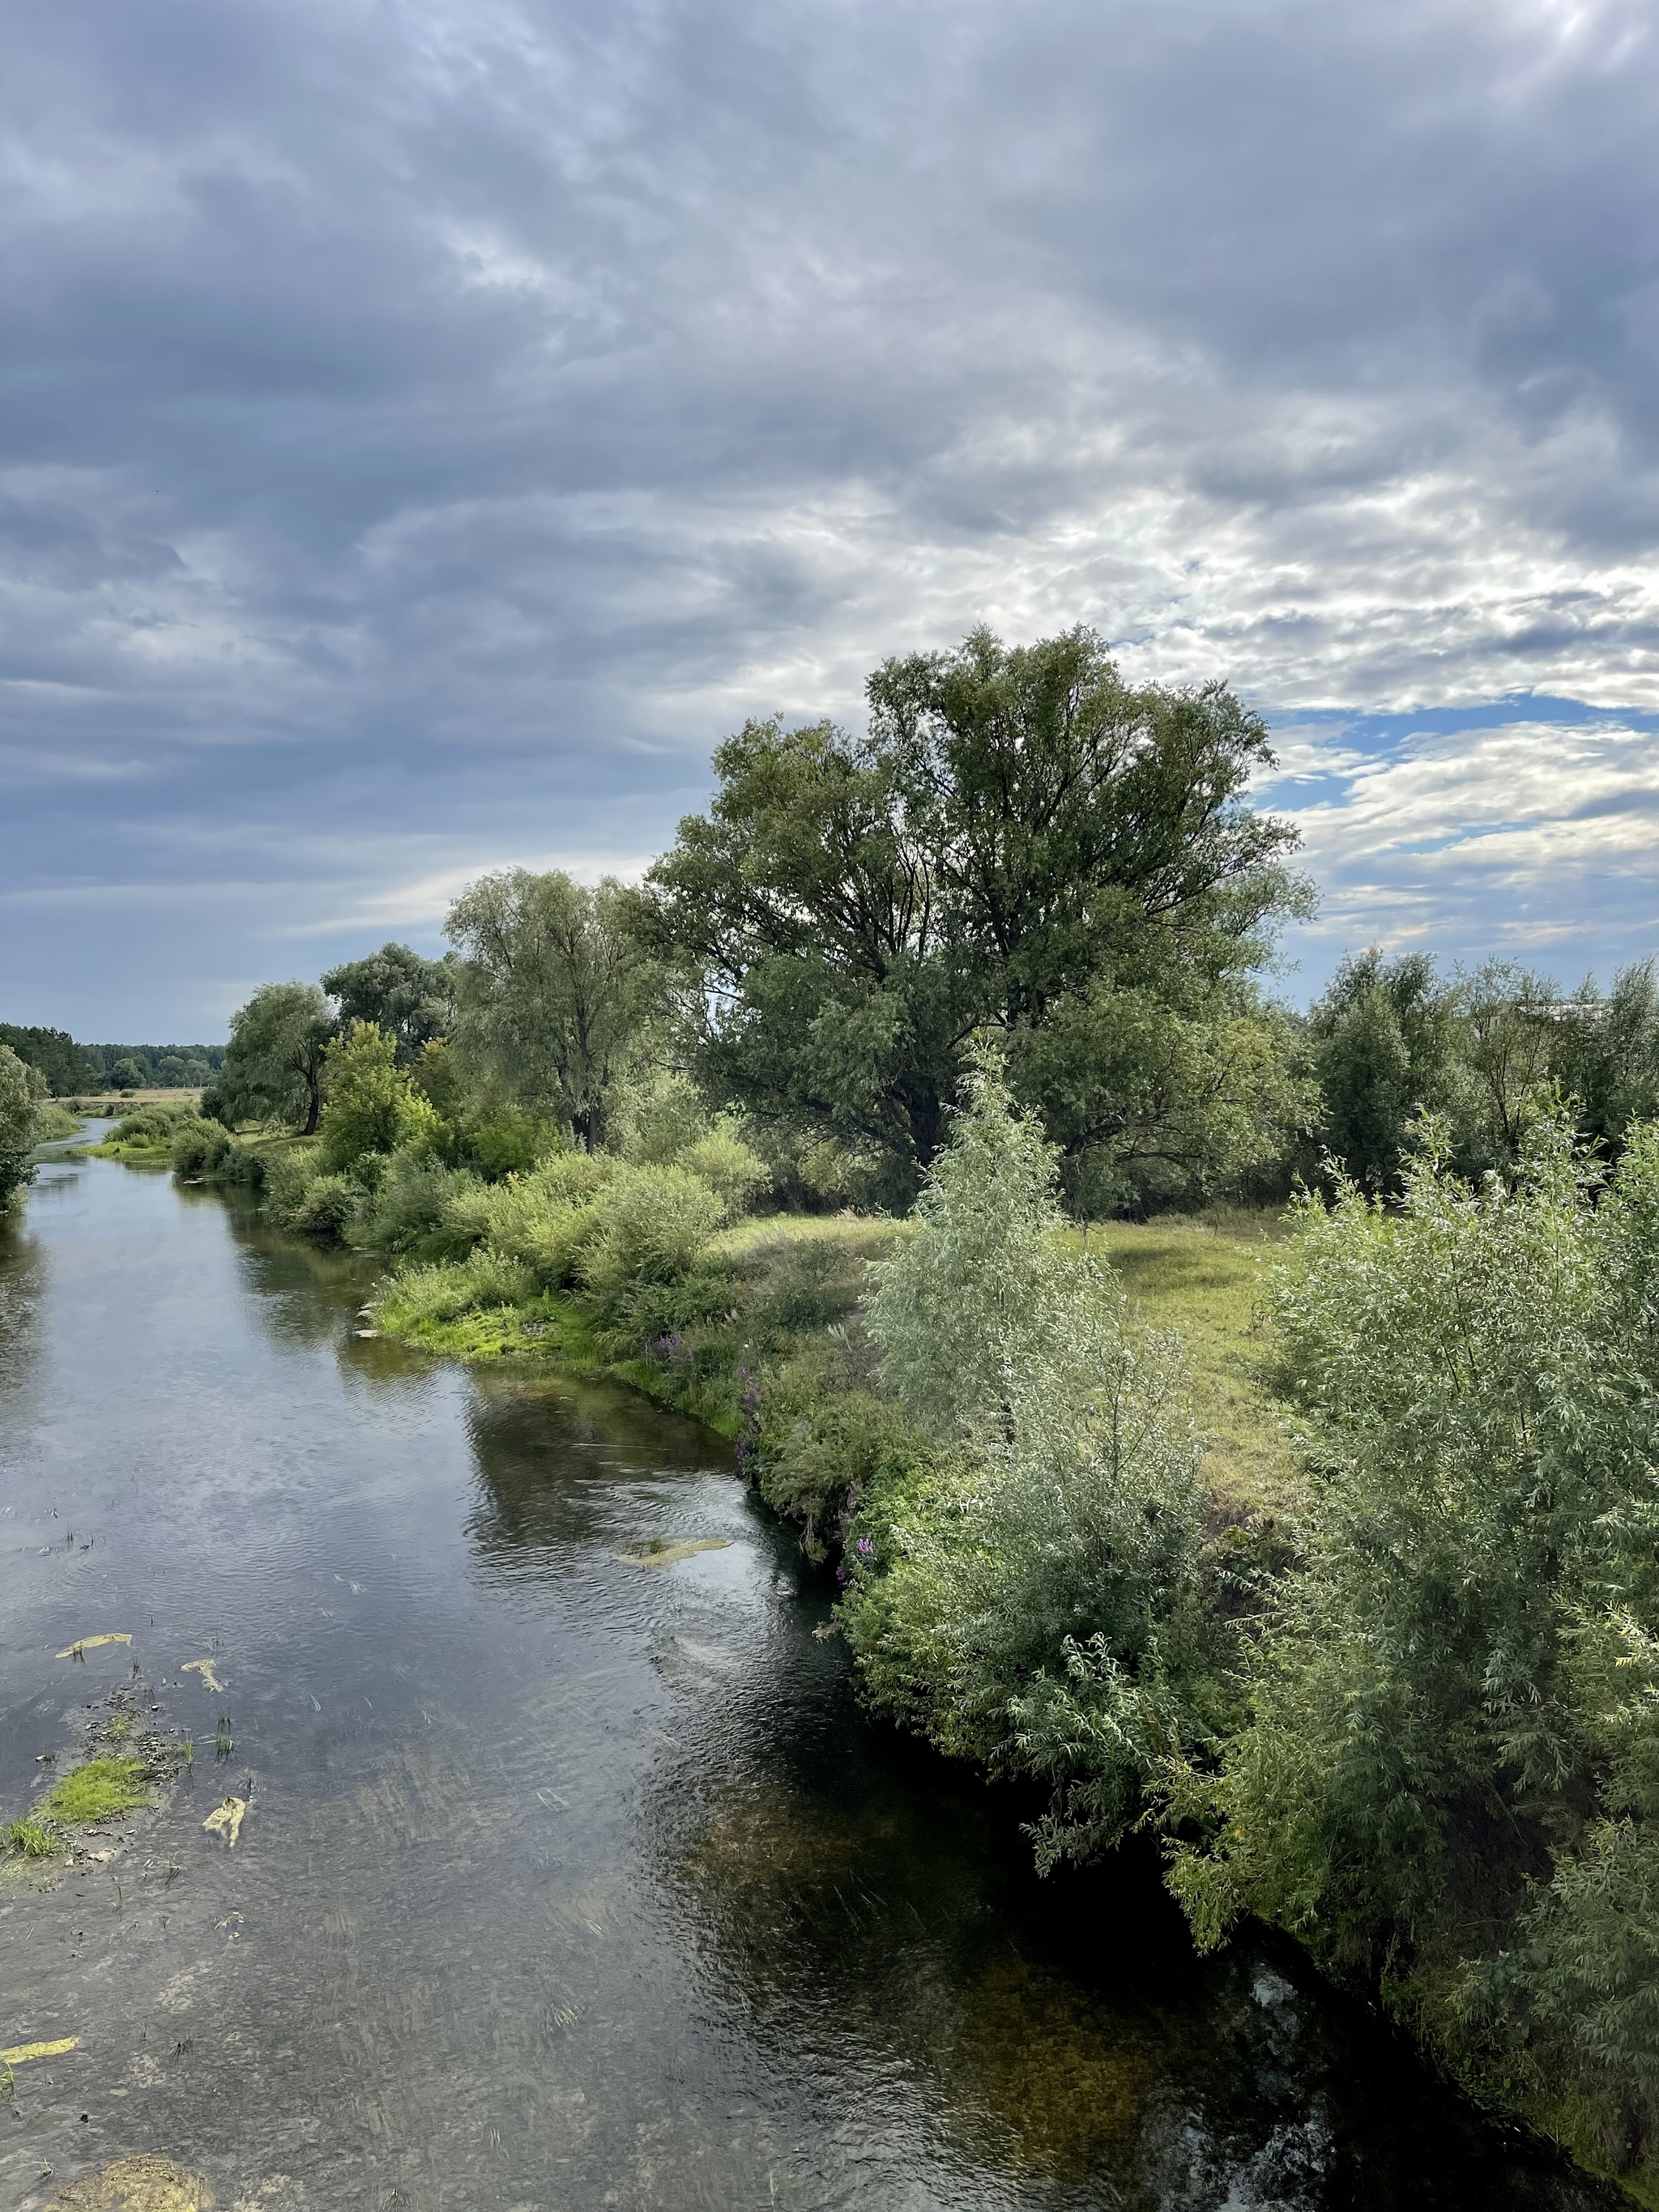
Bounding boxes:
35 1757 149 1825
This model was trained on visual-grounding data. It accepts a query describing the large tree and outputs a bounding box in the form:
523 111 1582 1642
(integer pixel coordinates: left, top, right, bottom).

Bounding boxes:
321 943 456 1064
1306 949 1466 1194
445 871 663 1151
0 1043 49 1208
210 982 335 1133
647 624 1307 1196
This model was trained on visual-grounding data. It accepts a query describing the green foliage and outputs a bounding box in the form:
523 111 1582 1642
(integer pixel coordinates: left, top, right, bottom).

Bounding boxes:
30 1101 82 1141
322 941 455 1063
376 1248 536 1326
755 1368 936 1556
648 624 1307 1200
842 1048 1210 1858
318 1021 441 1171
216 980 335 1133
446 869 664 1150
0 1044 49 1207
1161 1113 1659 2179
863 1046 1068 1438
171 1119 237 1175
36 1756 150 1824
467 1109 561 1180
1013 975 1316 1215
106 1100 200 1150
578 1164 727 1328
5 1816 60 1858
355 1146 476 1255
0 1021 99 1094
288 1171 361 1240
1306 948 1465 1193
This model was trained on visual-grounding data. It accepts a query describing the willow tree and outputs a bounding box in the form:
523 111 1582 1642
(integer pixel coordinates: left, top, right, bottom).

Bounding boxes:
445 870 663 1151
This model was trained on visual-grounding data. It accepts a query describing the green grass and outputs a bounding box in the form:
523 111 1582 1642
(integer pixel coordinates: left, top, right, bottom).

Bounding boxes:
1060 1208 1299 1519
374 1291 606 1368
34 1756 150 1826
5 1818 60 1859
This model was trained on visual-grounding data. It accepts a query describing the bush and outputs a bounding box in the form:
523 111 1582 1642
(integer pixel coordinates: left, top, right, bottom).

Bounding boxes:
1160 1113 1659 2179
356 1147 477 1255
441 1150 621 1284
842 1264 1207 1859
289 1172 362 1240
262 1148 318 1225
578 1164 727 1330
108 1100 199 1148
753 1368 932 1554
318 1023 441 1172
679 1123 768 1213
377 1249 536 1326
467 1110 561 1180
1 1043 48 1207
863 1045 1070 1438
172 1120 236 1174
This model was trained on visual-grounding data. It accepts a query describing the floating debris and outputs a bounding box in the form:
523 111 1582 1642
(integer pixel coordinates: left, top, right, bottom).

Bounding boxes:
56 1634 132 1660
0 2035 79 2065
181 1659 224 1693
616 1537 733 1568
202 1796 246 1848
45 2154 216 2209
354 1328 379 1340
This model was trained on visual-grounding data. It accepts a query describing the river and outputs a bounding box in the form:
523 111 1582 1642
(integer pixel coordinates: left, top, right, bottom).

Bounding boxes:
0 1141 1619 2210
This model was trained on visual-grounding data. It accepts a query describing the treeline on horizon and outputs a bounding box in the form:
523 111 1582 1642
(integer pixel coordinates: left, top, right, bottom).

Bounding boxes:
0 1025 225 1096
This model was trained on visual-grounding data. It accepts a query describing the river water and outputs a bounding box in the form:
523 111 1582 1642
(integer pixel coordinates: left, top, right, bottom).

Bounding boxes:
0 1143 1618 2210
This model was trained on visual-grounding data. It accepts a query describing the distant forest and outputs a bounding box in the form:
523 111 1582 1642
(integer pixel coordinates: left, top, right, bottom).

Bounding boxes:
0 1024 225 1094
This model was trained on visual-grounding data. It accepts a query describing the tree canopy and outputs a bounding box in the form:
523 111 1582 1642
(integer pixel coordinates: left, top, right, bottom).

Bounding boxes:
0 1043 49 1208
209 982 335 1133
646 624 1309 1200
321 943 456 1064
446 870 663 1152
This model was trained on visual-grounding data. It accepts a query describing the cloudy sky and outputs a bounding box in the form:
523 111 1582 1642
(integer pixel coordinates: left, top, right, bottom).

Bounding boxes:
2 0 1654 1039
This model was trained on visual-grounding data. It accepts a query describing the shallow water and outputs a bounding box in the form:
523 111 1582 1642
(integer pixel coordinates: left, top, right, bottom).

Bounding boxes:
0 1147 1618 2210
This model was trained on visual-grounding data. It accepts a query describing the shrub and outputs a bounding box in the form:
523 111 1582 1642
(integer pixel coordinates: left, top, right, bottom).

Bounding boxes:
377 1249 535 1326
318 1022 441 1172
1160 1112 1659 2179
441 1150 620 1284
680 1123 768 1213
753 1368 933 1554
109 1101 199 1149
578 1164 727 1330
1 1043 48 1207
863 1044 1070 1439
467 1110 561 1180
172 1120 235 1175
262 1148 318 1226
289 1172 362 1240
356 1147 477 1255
842 1265 1206 1858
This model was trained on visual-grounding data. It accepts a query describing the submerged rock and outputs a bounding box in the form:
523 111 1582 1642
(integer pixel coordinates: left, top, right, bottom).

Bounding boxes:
45 2155 215 2210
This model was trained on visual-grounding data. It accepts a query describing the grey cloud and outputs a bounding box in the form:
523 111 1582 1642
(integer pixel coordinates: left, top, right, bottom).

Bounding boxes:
1 0 1655 1030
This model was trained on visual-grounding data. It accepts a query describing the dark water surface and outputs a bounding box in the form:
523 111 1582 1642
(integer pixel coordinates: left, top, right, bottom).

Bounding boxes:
1 1149 1618 2210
